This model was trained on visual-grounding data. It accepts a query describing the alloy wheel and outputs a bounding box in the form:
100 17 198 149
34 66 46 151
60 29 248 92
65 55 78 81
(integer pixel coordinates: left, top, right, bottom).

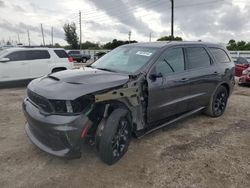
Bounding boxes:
111 117 129 158
214 91 227 115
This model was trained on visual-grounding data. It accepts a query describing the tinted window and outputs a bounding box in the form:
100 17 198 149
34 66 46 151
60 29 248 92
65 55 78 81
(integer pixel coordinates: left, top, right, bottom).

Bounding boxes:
209 48 230 63
69 51 80 55
27 50 50 60
186 47 211 69
54 50 69 58
154 48 185 75
5 51 27 61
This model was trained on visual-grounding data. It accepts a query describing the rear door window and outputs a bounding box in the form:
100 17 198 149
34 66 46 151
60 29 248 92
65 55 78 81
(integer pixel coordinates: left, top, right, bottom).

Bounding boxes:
5 51 28 61
26 50 50 60
54 50 69 58
186 47 211 69
209 48 230 63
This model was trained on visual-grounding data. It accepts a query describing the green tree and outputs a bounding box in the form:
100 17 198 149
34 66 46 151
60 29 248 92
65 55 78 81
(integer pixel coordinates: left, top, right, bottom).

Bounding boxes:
103 39 137 49
245 42 250 50
226 39 250 51
81 41 100 49
157 35 183 41
54 43 61 48
63 23 79 49
228 39 236 44
227 39 237 50
237 41 246 50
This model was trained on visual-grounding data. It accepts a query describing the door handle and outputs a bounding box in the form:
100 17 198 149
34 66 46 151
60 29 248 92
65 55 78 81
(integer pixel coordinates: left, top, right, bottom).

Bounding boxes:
180 78 189 82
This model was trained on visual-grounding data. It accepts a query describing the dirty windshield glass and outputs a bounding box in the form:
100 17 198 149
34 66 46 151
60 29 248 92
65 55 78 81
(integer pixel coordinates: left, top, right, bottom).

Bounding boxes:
91 46 157 74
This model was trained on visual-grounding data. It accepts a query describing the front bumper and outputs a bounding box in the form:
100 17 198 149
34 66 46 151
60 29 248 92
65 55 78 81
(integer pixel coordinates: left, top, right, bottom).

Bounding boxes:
23 98 91 159
239 75 250 85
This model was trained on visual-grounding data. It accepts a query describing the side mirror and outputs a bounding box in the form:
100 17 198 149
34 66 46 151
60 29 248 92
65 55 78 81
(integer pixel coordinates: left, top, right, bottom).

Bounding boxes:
0 58 10 63
149 72 163 81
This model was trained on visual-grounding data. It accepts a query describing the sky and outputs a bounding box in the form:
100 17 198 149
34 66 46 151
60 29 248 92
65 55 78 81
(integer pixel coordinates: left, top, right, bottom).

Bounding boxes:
0 0 249 46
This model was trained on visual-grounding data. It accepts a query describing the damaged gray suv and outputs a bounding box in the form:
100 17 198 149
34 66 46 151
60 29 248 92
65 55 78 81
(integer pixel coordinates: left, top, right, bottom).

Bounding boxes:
23 42 235 165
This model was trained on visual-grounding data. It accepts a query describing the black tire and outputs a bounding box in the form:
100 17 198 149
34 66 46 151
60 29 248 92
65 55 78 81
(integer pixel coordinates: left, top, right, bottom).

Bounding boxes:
205 85 228 117
82 58 87 63
98 108 131 165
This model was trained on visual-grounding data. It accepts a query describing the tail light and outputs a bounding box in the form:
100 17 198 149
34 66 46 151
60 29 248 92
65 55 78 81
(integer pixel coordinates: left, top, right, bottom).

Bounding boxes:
68 57 73 62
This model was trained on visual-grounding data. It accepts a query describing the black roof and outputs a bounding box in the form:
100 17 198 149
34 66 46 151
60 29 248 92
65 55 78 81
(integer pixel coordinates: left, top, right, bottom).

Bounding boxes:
124 41 224 49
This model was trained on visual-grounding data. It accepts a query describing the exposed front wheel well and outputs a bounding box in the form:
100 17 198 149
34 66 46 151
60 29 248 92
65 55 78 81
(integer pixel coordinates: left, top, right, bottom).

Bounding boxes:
105 101 131 117
51 67 67 73
87 100 132 143
87 100 132 124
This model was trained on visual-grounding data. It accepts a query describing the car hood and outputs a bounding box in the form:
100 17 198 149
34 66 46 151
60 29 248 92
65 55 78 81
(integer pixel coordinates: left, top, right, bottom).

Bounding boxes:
28 67 129 100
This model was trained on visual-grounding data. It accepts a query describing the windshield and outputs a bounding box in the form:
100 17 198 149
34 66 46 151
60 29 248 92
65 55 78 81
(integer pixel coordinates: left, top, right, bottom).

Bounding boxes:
91 46 157 74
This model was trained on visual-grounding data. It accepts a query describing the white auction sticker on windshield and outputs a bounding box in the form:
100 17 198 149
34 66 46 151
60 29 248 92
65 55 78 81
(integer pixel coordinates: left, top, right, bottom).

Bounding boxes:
136 51 152 57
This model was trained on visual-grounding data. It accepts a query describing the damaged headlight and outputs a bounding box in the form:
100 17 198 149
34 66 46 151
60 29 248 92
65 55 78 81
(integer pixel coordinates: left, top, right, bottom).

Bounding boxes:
49 95 94 114
70 95 94 113
50 100 68 113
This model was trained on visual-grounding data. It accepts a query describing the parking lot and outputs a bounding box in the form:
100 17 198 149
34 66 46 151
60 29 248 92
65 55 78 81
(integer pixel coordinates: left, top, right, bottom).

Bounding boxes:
0 82 249 188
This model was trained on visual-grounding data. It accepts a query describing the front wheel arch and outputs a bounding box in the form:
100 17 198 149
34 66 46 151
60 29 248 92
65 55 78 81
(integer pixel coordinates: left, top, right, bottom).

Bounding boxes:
97 107 132 165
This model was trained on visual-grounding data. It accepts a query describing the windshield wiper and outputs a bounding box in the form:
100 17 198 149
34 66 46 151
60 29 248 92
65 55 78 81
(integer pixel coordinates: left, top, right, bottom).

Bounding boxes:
163 59 175 72
94 67 117 73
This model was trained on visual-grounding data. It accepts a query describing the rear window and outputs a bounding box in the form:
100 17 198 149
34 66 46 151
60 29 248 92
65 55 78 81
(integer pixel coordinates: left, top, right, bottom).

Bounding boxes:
54 50 69 58
209 48 230 63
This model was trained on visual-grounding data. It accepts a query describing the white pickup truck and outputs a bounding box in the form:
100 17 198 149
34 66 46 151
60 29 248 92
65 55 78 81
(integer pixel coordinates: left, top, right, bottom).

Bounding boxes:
0 48 74 85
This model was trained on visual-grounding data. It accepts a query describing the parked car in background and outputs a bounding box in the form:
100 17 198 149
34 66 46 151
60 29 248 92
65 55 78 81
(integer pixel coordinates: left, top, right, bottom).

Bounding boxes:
23 41 235 165
230 51 250 63
0 48 73 85
94 51 107 61
67 50 91 63
239 67 250 85
234 57 250 77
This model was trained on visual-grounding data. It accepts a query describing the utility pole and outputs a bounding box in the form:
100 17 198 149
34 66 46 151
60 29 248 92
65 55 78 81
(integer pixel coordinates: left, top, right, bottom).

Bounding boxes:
27 29 30 46
149 32 151 42
41 24 45 46
170 0 174 38
51 26 54 46
128 31 131 43
79 11 82 50
17 34 20 44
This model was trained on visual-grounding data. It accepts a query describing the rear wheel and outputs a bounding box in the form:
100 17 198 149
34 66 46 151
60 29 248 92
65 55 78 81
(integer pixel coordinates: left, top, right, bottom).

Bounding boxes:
82 58 87 63
205 86 228 117
97 108 131 165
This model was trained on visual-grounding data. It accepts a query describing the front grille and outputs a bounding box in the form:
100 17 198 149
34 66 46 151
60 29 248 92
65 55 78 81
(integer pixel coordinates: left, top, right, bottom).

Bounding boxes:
27 89 53 113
